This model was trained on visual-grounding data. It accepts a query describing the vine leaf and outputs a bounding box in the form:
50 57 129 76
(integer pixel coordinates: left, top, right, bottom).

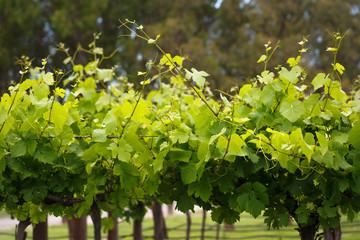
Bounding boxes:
185 68 209 88
279 66 302 83
92 129 107 143
10 141 26 158
257 70 274 84
311 73 328 91
279 100 306 122
181 163 197 184
188 176 212 201
41 72 54 85
349 120 360 150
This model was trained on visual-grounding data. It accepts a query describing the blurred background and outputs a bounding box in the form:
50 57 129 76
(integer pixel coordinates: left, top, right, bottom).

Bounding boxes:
1 0 360 94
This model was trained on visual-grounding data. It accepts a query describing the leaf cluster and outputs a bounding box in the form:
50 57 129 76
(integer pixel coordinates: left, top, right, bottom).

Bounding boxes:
0 22 360 237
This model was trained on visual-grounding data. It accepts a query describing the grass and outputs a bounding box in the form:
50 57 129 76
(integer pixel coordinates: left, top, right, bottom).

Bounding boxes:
0 212 360 239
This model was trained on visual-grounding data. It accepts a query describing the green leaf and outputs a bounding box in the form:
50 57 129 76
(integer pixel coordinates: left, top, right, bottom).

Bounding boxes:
84 61 98 74
176 194 194 212
11 141 26 158
181 163 197 184
211 207 240 224
333 63 345 75
209 128 227 145
260 85 275 107
257 70 274 84
326 47 338 52
185 68 209 88
73 65 83 72
329 81 347 102
0 107 7 124
147 34 160 44
279 66 302 83
35 146 58 164
159 53 171 65
173 56 183 66
153 150 167 173
54 87 66 98
236 182 268 218
220 93 232 108
188 176 213 201
247 198 265 218
19 79 36 93
279 100 306 122
124 131 150 157
0 148 6 172
197 141 210 162
96 68 113 82
172 149 192 162
109 141 132 163
95 94 111 112
349 120 360 150
295 204 311 225
114 162 139 189
92 129 107 143
228 133 246 155
86 161 96 174
316 132 328 155
41 72 54 85
43 102 68 133
300 138 314 162
287 56 301 67
257 54 267 63
312 73 328 91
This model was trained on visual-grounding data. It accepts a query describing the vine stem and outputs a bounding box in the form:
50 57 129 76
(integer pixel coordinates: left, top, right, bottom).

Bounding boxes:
119 54 158 138
0 68 26 134
118 19 219 118
218 103 236 169
154 43 219 117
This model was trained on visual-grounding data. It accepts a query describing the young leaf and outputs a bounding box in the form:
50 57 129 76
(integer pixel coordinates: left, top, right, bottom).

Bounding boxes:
311 73 328 91
257 70 274 84
185 68 209 88
220 93 232 108
96 68 113 82
279 66 302 83
333 63 345 75
279 100 306 122
316 132 328 155
257 55 267 63
55 87 66 98
41 72 54 85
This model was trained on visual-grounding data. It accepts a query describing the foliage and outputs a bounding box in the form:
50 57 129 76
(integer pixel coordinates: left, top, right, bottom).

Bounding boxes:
1 20 360 240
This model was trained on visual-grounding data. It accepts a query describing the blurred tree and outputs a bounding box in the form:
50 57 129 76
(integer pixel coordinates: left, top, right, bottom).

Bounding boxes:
1 0 360 93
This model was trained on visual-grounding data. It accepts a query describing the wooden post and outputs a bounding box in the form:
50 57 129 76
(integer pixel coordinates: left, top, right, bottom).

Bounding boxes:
152 201 168 240
15 218 31 240
185 212 191 240
68 215 87 240
133 202 144 240
33 217 48 240
324 226 341 240
90 203 101 240
200 210 206 240
215 224 220 240
133 218 143 240
107 212 118 240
